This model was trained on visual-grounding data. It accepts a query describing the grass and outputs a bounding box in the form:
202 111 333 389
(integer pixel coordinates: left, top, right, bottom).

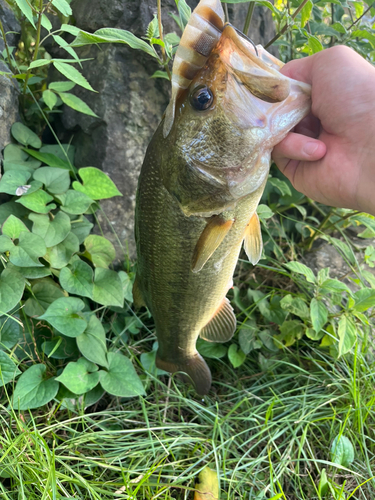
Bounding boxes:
1 337 375 499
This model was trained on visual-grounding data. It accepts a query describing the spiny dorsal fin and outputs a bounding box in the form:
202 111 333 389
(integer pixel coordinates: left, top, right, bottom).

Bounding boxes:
192 216 234 273
132 276 146 309
163 0 225 138
200 297 236 343
243 212 262 265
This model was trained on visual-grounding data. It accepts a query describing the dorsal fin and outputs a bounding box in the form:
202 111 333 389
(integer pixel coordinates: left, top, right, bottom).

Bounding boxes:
163 0 225 138
200 297 236 343
243 212 263 265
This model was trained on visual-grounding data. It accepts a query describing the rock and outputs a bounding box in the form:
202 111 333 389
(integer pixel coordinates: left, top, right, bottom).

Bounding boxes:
303 242 351 280
54 0 276 260
0 0 20 156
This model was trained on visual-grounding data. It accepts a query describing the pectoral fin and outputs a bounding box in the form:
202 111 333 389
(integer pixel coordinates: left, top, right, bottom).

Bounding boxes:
132 276 146 309
192 216 234 273
200 297 236 342
243 212 262 265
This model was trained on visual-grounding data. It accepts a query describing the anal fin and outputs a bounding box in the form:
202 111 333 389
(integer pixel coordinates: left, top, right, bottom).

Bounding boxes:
132 276 146 309
200 297 236 343
192 215 234 273
244 212 262 265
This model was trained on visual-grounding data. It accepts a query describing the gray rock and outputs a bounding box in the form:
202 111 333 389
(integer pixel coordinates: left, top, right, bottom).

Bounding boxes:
0 0 20 156
56 0 276 260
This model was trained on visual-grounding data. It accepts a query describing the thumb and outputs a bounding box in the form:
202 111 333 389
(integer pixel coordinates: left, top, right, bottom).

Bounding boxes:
272 132 326 172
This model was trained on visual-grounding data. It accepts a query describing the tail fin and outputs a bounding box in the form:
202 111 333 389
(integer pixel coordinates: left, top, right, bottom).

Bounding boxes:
156 351 212 395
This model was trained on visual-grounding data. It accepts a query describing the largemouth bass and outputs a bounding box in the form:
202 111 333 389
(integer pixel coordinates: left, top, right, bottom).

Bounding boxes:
134 0 311 395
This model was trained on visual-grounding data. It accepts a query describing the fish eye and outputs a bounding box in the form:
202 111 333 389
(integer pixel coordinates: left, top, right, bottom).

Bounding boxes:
190 86 214 111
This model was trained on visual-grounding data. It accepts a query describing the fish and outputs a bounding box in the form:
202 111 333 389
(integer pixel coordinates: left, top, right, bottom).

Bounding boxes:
134 0 311 395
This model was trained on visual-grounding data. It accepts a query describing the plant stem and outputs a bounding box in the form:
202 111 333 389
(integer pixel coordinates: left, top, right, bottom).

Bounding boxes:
264 0 310 49
22 0 44 98
157 0 172 81
243 2 255 37
0 18 15 73
347 1 375 31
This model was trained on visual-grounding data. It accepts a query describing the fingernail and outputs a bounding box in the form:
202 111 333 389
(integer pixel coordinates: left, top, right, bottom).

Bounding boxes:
303 142 319 156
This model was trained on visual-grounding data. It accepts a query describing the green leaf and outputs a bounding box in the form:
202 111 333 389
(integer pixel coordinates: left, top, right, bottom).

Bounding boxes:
13 0 35 28
257 204 274 220
331 22 346 33
228 344 246 368
39 297 87 337
197 338 227 359
92 268 124 307
0 351 21 386
11 122 41 148
151 70 169 79
338 316 356 356
44 232 80 269
41 13 52 31
24 149 72 170
300 0 313 27
42 89 58 110
307 35 323 54
0 170 31 195
76 315 108 367
99 352 145 397
83 235 116 268
12 364 59 410
42 335 79 359
3 144 28 162
268 178 292 197
318 469 329 497
53 61 95 91
2 215 29 239
330 435 355 467
24 279 65 317
118 271 133 302
310 298 328 333
320 278 351 295
71 27 157 59
56 357 100 395
8 232 47 267
73 167 122 199
8 264 51 280
70 216 93 244
0 269 25 315
352 289 375 312
58 189 94 214
285 261 315 284
58 92 98 117
52 0 72 17
48 81 76 92
52 34 80 63
32 166 71 196
59 259 94 298
140 349 168 376
0 315 22 349
16 189 56 214
305 327 325 341
276 320 304 347
29 211 71 247
280 294 309 319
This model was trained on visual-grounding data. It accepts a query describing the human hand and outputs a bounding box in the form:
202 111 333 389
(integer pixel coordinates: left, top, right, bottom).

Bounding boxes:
272 45 375 216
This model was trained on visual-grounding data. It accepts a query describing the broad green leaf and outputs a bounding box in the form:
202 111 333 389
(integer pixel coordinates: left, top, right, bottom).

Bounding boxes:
42 335 79 359
0 351 21 386
13 0 35 27
8 264 51 280
41 13 52 31
8 232 47 267
228 344 246 368
307 35 323 54
24 279 65 317
300 0 313 27
52 0 72 17
2 215 29 239
71 27 157 59
92 268 124 307
39 297 87 337
330 435 355 467
197 338 227 359
44 231 80 269
0 235 13 253
16 189 56 214
0 269 25 315
12 364 59 410
280 294 309 319
305 327 325 341
60 23 81 36
73 167 122 199
58 384 104 412
276 320 304 347
11 122 41 148
56 357 100 394
268 178 292 197
83 234 116 268
0 315 22 349
70 216 93 243
24 149 72 169
194 467 219 500
285 261 315 284
140 349 168 376
320 278 351 295
76 315 108 367
338 316 356 356
0 170 31 195
238 324 261 354
58 189 94 214
331 237 355 265
118 271 133 302
59 259 94 298
318 469 329 496
3 144 28 162
28 59 52 69
310 298 328 333
151 70 169 79
53 35 80 63
42 89 58 110
331 22 346 33
29 211 71 247
58 92 98 117
49 81 76 92
352 289 375 312
99 352 145 397
257 204 274 220
54 61 95 91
